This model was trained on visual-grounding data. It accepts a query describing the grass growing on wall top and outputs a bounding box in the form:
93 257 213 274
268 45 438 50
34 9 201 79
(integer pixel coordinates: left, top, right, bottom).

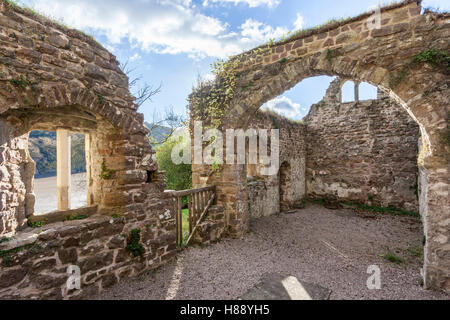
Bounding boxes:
1 0 97 42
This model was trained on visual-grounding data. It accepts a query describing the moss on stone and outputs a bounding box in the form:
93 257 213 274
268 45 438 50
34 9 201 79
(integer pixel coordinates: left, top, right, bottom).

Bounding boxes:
126 228 145 257
390 48 450 88
99 159 115 180
65 214 89 221
9 75 35 90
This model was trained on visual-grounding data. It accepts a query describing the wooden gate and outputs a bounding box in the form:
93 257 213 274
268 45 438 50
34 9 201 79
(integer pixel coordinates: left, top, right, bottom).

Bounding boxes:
171 186 215 246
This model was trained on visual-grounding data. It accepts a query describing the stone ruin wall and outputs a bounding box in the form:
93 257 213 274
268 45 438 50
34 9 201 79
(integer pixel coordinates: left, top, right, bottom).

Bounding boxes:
0 2 178 299
189 0 449 292
304 78 420 212
247 110 306 219
0 0 444 297
0 118 33 235
246 77 420 221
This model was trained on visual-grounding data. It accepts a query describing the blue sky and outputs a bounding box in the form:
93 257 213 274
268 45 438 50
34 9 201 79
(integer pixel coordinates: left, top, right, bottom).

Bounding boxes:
20 0 449 121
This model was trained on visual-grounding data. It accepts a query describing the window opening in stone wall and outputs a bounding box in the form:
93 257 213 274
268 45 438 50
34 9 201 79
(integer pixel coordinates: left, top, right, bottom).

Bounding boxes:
359 82 378 101
29 130 87 214
146 170 156 183
261 76 335 121
341 81 356 103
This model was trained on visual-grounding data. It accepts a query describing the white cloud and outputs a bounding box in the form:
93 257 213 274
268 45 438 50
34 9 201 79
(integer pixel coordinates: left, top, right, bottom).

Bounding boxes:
204 0 280 8
263 96 301 118
293 13 304 30
421 0 450 10
129 53 141 61
23 0 286 59
240 19 288 44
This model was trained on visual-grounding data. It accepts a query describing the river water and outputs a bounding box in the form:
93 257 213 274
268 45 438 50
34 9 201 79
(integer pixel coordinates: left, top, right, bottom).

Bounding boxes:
33 172 87 214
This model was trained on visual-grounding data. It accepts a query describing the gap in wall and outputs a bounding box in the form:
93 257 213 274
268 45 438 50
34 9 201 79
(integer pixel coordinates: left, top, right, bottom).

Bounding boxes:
28 130 87 214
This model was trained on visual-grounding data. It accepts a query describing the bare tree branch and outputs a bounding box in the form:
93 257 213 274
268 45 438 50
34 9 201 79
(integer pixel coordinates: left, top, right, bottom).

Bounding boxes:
135 82 162 107
148 106 186 145
119 59 136 76
119 59 142 89
129 75 141 89
119 58 185 144
119 59 163 107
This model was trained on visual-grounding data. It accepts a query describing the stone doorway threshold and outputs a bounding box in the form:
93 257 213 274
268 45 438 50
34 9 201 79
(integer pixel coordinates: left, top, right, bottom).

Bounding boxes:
240 273 331 300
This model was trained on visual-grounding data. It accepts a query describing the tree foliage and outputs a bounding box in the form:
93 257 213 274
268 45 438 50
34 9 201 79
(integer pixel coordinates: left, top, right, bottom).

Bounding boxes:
155 134 192 191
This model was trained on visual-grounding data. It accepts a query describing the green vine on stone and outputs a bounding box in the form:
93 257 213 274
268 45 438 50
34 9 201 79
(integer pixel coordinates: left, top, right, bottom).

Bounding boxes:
190 57 240 129
0 241 42 267
99 158 115 180
65 214 89 221
28 219 47 228
190 36 282 129
210 159 223 178
412 48 450 71
440 126 450 147
241 80 254 92
0 237 10 244
96 92 104 104
390 48 450 88
326 48 340 63
9 75 36 91
271 117 281 130
126 228 145 257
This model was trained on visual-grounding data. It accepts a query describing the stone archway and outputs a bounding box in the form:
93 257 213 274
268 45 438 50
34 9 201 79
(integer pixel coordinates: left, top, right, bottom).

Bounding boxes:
190 0 449 291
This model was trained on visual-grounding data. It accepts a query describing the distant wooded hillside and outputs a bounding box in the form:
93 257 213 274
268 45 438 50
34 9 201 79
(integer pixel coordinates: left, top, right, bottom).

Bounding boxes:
29 131 85 178
29 123 171 178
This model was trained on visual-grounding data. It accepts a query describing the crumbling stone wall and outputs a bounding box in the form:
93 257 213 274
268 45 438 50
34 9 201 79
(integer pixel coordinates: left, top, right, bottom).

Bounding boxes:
246 78 420 219
305 78 420 211
0 118 34 236
190 0 449 291
247 110 306 219
192 205 226 245
0 205 177 299
0 2 177 299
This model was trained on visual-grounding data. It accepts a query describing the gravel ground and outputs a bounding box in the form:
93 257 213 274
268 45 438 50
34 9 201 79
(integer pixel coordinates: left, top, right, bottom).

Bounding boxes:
91 204 449 300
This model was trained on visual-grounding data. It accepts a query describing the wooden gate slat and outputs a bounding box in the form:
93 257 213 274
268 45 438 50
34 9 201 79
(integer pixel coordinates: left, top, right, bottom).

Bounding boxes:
177 196 182 246
188 194 192 234
170 186 215 247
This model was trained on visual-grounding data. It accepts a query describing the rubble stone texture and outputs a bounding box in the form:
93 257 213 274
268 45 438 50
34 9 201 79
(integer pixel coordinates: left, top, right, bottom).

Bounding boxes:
190 0 449 292
0 0 448 298
305 77 420 212
0 2 177 299
247 111 306 218
246 82 420 220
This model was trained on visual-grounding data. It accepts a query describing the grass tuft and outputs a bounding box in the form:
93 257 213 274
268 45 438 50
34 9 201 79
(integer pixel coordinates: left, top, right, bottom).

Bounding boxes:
380 251 404 264
65 214 89 221
343 201 419 218
0 237 11 243
406 245 424 260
